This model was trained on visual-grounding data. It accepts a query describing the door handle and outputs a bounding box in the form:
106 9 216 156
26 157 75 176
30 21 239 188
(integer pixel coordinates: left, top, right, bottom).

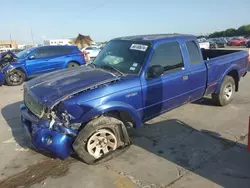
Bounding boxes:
182 75 189 80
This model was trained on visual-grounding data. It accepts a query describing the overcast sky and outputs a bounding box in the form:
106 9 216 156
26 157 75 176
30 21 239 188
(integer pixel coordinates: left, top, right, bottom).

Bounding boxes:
1 0 250 44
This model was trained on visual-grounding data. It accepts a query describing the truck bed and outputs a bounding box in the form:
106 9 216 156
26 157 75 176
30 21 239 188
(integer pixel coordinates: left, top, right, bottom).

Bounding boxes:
202 49 249 95
201 49 242 60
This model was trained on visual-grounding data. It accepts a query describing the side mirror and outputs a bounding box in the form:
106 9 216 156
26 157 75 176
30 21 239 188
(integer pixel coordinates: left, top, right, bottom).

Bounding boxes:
28 55 35 60
147 65 164 78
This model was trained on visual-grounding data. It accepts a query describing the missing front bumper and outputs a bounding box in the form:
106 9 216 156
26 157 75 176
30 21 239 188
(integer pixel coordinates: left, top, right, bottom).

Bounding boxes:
20 103 75 159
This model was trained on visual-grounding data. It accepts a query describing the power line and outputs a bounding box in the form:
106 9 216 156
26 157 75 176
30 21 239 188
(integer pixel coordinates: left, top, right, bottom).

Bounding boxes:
74 0 114 19
89 0 113 12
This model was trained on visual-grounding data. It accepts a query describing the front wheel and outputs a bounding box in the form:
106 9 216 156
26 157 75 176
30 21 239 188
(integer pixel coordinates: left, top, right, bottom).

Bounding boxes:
67 62 79 68
73 116 131 164
5 69 26 86
212 76 235 106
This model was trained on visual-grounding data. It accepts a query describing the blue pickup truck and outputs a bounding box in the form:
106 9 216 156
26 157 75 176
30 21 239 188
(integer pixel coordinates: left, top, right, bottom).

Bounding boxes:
0 45 85 86
20 34 249 164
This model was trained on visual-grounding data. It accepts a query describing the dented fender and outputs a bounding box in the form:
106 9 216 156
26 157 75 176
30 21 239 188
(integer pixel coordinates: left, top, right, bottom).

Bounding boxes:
80 101 142 128
2 63 27 75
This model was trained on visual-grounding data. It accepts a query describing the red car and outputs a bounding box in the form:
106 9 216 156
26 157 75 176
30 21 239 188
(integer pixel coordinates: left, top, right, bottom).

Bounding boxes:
228 38 248 46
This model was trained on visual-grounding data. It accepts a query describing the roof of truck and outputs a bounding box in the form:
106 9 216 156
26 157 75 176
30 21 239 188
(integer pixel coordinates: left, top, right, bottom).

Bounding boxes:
113 34 196 42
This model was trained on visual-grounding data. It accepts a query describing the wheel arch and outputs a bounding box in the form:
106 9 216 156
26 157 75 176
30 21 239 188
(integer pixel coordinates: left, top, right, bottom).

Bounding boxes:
215 67 239 93
66 61 80 67
81 102 141 129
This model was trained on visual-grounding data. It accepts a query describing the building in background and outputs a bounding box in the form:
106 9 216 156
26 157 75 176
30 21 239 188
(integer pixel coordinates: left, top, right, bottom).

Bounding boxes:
43 39 72 46
17 44 26 49
0 40 18 49
42 34 95 49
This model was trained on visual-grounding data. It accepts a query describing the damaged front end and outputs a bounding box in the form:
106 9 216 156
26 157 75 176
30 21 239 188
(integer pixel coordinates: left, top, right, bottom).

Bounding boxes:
20 102 78 159
0 51 19 84
20 91 79 159
20 74 119 159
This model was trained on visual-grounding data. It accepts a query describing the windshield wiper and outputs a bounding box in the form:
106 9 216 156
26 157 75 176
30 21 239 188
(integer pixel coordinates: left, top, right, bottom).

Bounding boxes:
101 65 124 76
88 63 97 68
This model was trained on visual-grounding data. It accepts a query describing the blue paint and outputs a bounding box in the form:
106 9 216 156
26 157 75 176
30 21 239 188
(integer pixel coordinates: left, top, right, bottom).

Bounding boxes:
0 46 85 84
20 34 249 159
20 104 75 159
0 72 4 85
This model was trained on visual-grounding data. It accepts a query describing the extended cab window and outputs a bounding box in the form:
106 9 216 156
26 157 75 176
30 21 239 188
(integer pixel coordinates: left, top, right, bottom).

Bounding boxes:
149 42 184 74
186 41 202 64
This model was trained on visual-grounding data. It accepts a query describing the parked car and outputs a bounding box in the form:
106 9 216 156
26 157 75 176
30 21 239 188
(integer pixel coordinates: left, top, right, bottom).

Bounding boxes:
0 45 85 86
228 37 248 46
207 38 217 49
246 40 250 48
198 38 210 49
20 34 249 164
83 46 101 59
0 47 13 52
215 38 228 48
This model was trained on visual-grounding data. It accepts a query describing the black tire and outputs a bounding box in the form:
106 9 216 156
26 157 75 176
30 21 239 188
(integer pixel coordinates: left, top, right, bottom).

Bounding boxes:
212 76 235 106
73 116 131 165
5 69 26 86
67 62 79 68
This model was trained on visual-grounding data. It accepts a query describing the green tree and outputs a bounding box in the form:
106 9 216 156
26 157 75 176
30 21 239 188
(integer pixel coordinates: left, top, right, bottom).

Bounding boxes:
224 28 236 37
237 24 250 36
208 24 250 38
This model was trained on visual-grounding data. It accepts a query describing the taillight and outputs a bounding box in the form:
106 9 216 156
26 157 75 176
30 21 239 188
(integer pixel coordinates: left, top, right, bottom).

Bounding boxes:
78 52 84 56
82 52 90 62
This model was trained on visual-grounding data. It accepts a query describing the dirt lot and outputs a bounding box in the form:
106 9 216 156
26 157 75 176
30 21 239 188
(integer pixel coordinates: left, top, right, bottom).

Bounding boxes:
0 73 250 188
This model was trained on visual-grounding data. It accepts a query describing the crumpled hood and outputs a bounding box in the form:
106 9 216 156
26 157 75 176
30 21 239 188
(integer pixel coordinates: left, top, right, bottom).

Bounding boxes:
24 65 119 107
0 51 18 69
0 51 18 60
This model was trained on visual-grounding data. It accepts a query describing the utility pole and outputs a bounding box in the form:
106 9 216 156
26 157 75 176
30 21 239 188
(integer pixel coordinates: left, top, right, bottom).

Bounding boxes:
9 34 13 43
31 28 35 46
9 33 13 48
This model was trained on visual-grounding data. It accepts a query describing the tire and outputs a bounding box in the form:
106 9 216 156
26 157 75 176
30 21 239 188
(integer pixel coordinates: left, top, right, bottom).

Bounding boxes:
212 76 235 106
5 69 26 86
73 116 131 165
67 62 79 68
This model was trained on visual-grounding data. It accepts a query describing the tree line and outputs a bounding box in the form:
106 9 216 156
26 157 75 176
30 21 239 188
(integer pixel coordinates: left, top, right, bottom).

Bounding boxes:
208 24 250 38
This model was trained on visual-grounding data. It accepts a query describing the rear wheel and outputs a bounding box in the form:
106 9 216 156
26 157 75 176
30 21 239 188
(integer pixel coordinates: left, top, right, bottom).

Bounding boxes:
67 62 79 68
212 76 235 106
5 69 26 86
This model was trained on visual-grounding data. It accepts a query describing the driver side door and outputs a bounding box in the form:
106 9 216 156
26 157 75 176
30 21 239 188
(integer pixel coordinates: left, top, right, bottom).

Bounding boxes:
25 47 52 76
141 41 192 121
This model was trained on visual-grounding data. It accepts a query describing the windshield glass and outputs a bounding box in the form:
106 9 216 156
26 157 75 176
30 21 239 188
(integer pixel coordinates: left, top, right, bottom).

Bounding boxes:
92 40 150 74
16 48 33 59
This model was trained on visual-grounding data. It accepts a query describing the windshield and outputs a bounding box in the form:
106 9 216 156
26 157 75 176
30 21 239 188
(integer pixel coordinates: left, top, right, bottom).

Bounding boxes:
16 48 33 59
92 40 150 74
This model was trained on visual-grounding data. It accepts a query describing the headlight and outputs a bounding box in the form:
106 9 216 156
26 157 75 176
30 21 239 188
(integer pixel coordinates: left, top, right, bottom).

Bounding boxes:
24 92 44 118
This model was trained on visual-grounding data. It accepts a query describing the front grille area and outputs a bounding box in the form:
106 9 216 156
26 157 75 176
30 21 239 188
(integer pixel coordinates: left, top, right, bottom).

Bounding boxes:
24 92 44 118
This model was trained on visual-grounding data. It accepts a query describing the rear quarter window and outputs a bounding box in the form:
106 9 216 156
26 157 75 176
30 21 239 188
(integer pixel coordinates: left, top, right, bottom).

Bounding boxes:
186 41 203 64
51 47 75 56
